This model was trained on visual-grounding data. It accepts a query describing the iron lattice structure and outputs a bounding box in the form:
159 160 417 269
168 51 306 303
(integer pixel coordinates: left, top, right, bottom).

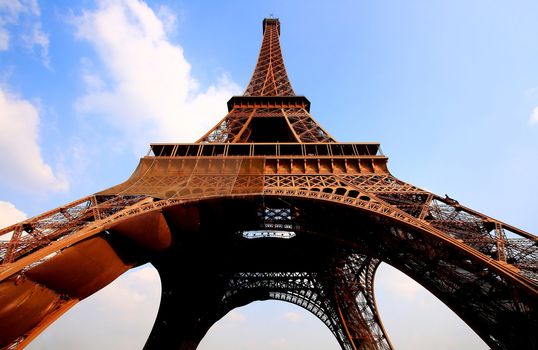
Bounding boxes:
1 18 537 350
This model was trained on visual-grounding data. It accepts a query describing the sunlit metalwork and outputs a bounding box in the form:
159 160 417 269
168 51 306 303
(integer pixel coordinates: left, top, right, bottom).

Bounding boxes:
0 17 537 350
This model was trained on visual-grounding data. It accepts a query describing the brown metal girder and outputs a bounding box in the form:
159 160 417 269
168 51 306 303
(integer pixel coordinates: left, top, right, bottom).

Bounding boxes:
2 210 96 265
4 178 533 296
334 291 359 350
226 96 311 111
372 242 525 350
231 108 257 143
262 60 274 94
291 109 337 143
151 191 534 294
0 197 170 283
195 111 234 143
261 196 532 349
1 233 139 349
418 193 434 220
0 196 122 265
259 190 538 297
1 191 533 349
1 190 534 298
333 257 392 350
163 191 535 293
0 196 93 238
244 19 295 97
335 175 538 280
213 276 352 348
430 193 538 241
281 108 302 142
359 259 394 350
261 29 275 94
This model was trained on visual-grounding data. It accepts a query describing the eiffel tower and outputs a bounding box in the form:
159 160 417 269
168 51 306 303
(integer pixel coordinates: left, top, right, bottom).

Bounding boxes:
1 18 537 350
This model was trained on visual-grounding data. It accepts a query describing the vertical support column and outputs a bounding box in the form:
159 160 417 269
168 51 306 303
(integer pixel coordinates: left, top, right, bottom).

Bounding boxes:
494 222 507 262
144 259 229 350
4 226 23 263
418 194 434 220
333 255 393 350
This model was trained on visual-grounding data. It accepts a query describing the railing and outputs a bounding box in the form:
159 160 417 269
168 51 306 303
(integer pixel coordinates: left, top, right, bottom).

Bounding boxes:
149 142 384 158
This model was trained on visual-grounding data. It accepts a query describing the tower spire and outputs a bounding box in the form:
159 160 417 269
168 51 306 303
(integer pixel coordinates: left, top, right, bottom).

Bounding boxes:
244 18 295 97
198 18 334 143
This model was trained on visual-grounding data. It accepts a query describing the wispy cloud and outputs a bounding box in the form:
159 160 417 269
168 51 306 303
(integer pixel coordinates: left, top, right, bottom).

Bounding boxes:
155 4 177 35
530 106 538 125
0 0 49 66
0 0 39 51
22 21 50 67
0 27 8 50
72 0 241 153
0 89 68 193
0 0 40 27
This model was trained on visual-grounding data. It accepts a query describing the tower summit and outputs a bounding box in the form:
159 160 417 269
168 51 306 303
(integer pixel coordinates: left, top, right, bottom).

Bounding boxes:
1 18 537 350
198 17 333 143
244 18 294 97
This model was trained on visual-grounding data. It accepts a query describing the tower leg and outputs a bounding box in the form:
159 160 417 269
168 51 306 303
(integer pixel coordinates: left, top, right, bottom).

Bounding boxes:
332 255 393 350
143 263 226 350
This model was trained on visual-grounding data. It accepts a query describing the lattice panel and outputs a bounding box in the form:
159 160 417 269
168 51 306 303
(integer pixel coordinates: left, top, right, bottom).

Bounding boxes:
335 255 392 350
198 108 253 143
231 175 264 194
0 195 147 264
253 108 284 117
376 191 538 283
284 108 335 142
264 175 348 189
244 19 295 97
200 107 336 144
339 175 426 193
261 179 538 287
222 269 388 350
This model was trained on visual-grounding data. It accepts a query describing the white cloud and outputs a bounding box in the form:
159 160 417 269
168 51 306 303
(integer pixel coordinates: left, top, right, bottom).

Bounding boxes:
156 5 177 35
0 89 68 193
0 0 41 52
95 266 160 315
27 264 161 350
284 311 302 323
0 27 8 50
22 21 49 67
80 57 105 91
72 0 241 152
0 0 39 20
530 106 538 125
0 201 27 231
86 264 161 325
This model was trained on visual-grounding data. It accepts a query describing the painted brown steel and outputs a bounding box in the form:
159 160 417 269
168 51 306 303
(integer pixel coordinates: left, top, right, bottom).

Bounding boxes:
244 18 295 97
1 190 536 348
0 17 537 350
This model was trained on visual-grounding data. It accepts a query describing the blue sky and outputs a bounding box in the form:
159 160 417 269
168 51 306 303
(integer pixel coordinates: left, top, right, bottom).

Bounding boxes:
1 0 537 349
